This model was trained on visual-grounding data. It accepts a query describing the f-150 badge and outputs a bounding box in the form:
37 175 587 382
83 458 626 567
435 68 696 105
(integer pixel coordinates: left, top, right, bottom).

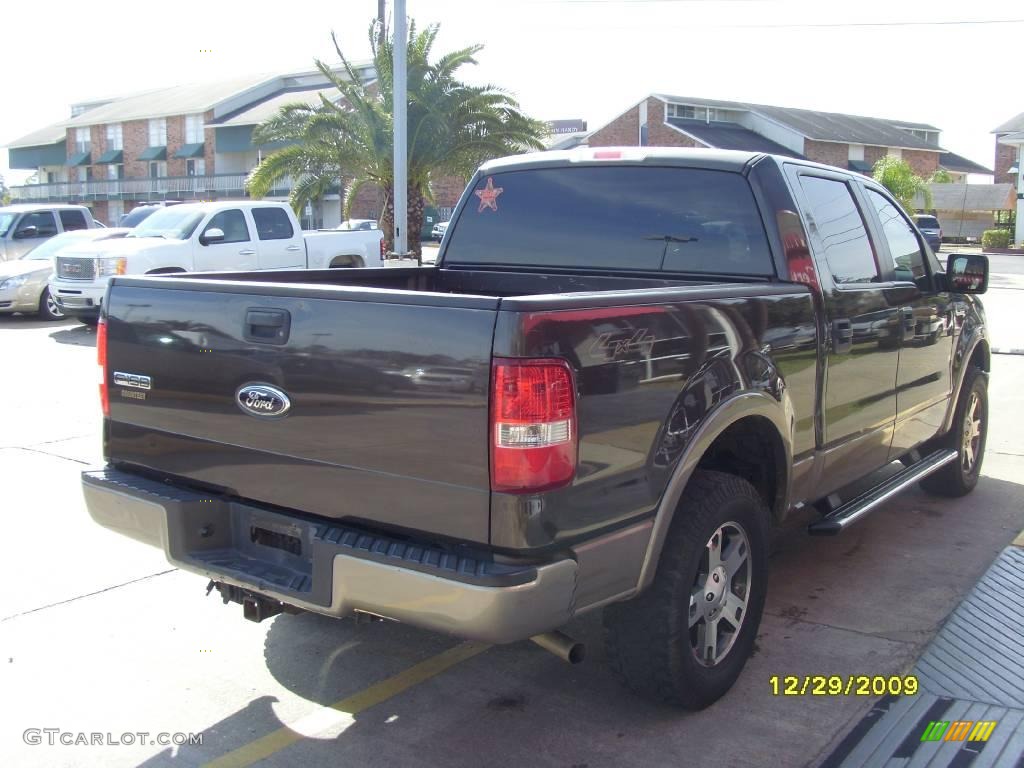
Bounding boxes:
236 384 291 418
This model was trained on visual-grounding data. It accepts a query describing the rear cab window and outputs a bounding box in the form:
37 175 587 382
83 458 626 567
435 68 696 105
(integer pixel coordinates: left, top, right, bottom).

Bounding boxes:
251 207 295 240
797 175 879 285
59 209 89 231
443 165 775 276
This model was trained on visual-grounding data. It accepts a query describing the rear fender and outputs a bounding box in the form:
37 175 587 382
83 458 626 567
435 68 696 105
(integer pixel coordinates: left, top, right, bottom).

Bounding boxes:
636 390 792 593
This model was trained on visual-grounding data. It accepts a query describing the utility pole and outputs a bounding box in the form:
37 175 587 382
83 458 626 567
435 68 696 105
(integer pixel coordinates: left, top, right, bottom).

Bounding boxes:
392 0 408 257
377 0 386 47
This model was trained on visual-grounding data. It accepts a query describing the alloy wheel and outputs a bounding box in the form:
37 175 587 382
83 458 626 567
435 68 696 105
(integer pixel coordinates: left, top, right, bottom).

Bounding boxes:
688 521 752 667
961 391 983 474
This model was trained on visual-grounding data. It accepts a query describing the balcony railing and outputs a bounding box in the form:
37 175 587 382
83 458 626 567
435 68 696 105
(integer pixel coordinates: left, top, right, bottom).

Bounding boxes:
8 173 297 202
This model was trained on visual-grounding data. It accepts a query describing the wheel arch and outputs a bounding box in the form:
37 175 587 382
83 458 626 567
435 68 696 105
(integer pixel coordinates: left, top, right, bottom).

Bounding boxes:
635 391 792 593
145 266 187 275
329 254 365 268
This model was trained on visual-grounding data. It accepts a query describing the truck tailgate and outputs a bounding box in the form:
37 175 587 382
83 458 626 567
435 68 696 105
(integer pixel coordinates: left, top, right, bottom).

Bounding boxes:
103 280 498 543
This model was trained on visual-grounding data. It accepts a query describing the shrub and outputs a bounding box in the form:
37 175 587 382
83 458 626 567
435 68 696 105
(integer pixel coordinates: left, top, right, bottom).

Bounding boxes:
981 229 1011 249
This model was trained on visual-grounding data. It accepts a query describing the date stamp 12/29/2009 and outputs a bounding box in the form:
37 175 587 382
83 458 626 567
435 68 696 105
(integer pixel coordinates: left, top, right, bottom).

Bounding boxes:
769 675 919 697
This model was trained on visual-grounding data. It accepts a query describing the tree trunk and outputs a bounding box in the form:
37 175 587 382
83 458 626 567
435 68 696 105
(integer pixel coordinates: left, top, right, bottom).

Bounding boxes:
407 184 426 258
379 186 394 254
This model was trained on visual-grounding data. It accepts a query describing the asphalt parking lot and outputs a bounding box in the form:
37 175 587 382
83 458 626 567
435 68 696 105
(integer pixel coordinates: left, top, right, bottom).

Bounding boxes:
1 255 1023 768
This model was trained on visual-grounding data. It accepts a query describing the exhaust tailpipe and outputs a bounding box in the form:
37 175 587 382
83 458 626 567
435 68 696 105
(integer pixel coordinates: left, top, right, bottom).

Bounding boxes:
530 630 585 664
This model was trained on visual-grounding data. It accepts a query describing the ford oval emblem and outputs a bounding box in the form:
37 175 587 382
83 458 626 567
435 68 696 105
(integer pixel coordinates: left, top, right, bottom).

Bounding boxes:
236 384 291 418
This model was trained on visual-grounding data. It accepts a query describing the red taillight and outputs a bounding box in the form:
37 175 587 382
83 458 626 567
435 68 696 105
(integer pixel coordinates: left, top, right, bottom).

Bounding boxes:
593 150 622 160
97 317 109 417
490 358 577 493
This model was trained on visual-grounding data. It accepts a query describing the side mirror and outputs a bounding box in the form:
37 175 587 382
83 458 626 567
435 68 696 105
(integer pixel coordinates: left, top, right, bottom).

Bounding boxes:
945 253 988 294
14 225 39 239
201 227 225 245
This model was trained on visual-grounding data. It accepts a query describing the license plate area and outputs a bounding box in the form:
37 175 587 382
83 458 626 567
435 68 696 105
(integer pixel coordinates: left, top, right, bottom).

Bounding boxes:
250 523 303 556
166 499 317 597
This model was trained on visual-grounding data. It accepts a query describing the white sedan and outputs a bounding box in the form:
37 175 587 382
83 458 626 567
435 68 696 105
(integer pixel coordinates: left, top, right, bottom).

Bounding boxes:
0 229 129 321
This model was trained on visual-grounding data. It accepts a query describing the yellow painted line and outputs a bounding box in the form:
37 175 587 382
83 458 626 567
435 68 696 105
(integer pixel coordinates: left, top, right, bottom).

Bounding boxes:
204 642 488 768
1012 528 1024 548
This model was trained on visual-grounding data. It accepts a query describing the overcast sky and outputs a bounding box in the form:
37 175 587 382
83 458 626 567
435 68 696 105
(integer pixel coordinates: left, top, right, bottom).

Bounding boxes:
1 0 1019 186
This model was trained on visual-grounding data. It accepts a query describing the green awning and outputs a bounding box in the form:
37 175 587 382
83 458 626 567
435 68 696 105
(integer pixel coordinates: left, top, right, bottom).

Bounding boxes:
96 149 124 164
848 160 872 173
138 146 167 161
173 143 205 159
66 150 91 167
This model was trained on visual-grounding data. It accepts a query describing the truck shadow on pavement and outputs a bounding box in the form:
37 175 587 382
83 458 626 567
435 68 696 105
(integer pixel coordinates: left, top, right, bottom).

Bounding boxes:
134 475 1024 768
48 323 96 347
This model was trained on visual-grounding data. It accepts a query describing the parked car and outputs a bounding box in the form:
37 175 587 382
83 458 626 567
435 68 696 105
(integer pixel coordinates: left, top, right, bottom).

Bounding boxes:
430 220 449 240
84 148 989 710
0 228 129 320
0 204 99 262
337 219 378 231
914 214 942 252
118 201 185 228
51 200 385 324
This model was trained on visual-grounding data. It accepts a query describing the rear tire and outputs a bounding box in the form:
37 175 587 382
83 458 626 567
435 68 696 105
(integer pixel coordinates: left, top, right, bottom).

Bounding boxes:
603 470 769 709
37 288 65 321
77 315 99 327
920 366 987 497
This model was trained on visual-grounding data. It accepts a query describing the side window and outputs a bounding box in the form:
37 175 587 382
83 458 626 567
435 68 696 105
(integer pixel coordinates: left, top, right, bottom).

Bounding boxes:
204 210 249 244
251 207 295 241
15 211 58 238
865 189 926 283
798 175 878 285
59 209 89 231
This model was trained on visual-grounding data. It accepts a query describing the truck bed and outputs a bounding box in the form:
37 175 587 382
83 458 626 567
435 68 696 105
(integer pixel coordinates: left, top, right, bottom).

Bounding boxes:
103 264 814 549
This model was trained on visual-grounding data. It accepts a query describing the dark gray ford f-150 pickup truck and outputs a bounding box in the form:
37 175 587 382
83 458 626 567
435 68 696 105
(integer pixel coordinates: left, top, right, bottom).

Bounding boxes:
83 148 990 709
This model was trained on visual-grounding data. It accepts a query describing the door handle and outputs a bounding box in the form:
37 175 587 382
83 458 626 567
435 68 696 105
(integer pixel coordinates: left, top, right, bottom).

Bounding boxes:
900 306 916 341
285 245 302 252
239 249 256 256
244 308 290 344
832 318 853 354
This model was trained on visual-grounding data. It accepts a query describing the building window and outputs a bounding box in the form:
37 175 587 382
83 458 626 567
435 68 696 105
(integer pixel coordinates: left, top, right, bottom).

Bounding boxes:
149 161 167 178
78 166 92 183
887 147 903 160
186 158 206 177
667 104 720 122
106 164 124 181
45 171 56 184
185 114 204 144
106 123 123 150
108 200 124 226
638 100 648 147
75 127 91 155
848 144 865 162
148 118 167 147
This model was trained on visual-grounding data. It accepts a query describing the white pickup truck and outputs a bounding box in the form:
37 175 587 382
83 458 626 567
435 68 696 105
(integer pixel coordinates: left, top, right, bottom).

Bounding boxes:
50 201 383 324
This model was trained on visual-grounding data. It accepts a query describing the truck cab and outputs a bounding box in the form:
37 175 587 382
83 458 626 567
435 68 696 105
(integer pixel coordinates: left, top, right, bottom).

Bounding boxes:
50 200 383 323
0 204 97 262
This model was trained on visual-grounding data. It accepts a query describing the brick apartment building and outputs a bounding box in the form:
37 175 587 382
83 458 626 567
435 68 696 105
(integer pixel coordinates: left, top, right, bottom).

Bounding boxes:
992 110 1024 244
583 94 990 181
4 65 466 228
993 110 1023 185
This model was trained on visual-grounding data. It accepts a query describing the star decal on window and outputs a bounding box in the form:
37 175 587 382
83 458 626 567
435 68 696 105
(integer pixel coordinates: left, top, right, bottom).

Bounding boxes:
474 176 504 213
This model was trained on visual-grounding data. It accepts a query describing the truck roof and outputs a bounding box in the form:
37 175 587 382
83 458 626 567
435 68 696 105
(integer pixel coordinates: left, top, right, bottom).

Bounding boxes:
478 146 856 179
145 200 290 216
0 203 91 213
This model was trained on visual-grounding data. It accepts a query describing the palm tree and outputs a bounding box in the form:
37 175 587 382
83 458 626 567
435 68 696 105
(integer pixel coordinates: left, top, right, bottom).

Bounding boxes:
247 21 547 255
872 156 933 213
